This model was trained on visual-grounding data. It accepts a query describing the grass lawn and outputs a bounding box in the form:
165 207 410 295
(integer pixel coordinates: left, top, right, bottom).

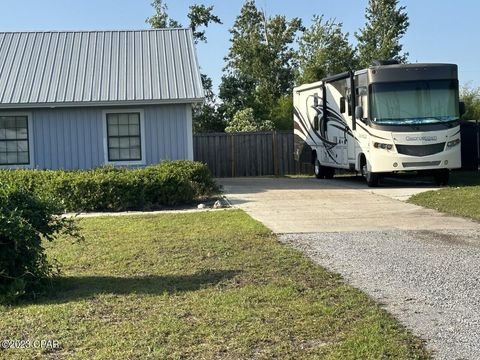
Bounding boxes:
409 171 480 221
0 210 428 359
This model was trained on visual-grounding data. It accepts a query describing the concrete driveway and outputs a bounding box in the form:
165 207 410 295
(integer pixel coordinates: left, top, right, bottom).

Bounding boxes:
219 176 478 233
219 176 480 359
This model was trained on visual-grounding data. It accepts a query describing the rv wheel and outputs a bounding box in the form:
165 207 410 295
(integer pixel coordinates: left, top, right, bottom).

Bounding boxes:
314 158 325 179
362 165 379 187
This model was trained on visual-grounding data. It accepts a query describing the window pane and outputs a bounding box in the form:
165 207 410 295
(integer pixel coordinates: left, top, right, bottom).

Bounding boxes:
4 117 15 128
107 114 118 125
119 148 130 159
109 124 119 137
17 140 28 152
118 125 129 136
16 127 27 139
0 128 5 140
130 137 140 147
7 152 17 164
7 141 17 152
5 128 16 139
109 149 119 160
129 124 139 136
118 114 129 125
109 137 119 148
130 148 141 159
17 152 28 164
0 141 6 152
128 113 139 124
16 117 27 128
0 153 6 164
119 137 130 148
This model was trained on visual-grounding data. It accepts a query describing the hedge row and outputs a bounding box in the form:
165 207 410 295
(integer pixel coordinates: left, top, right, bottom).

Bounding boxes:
0 161 219 212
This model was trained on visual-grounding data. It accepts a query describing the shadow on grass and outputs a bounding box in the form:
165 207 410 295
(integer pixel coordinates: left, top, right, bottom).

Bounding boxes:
30 270 240 305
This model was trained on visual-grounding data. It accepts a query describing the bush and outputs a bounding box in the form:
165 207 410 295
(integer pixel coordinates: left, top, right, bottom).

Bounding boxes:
0 184 80 303
0 161 219 213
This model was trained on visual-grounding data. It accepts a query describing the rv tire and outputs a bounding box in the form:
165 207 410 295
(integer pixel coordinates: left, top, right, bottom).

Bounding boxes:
314 158 325 179
362 165 379 187
366 171 380 187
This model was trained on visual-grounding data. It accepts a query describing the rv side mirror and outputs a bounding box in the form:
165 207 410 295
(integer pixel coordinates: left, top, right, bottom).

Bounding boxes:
355 105 364 120
340 97 346 113
459 101 465 117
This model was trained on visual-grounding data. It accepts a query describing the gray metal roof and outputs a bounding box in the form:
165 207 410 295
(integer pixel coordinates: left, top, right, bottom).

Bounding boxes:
0 29 204 108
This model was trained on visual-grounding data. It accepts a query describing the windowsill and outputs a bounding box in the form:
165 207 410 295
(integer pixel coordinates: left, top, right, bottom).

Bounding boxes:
0 163 34 169
104 160 146 167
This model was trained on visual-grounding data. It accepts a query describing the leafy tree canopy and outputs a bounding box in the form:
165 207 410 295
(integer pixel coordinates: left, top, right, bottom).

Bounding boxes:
146 0 221 43
460 85 480 120
225 108 274 133
221 0 303 129
297 15 357 84
355 0 409 68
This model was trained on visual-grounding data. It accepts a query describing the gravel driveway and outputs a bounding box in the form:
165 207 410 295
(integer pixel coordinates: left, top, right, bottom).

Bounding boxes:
220 177 480 359
281 230 480 360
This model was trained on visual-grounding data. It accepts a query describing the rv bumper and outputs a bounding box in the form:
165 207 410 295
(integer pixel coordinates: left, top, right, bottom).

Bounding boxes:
368 147 461 173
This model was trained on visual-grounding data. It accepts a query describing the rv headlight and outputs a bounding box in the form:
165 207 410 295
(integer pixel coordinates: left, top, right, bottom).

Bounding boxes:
373 142 393 150
447 138 460 148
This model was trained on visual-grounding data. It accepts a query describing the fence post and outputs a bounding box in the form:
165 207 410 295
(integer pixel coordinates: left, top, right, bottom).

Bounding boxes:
230 133 235 177
272 131 279 176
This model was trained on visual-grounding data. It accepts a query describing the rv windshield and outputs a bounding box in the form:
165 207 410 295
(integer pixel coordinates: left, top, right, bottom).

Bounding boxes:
370 80 459 125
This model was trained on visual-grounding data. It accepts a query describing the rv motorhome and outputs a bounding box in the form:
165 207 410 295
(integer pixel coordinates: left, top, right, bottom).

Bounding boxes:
293 62 464 186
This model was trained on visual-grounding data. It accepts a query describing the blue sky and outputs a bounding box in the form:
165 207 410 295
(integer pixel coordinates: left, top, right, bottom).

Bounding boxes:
1 0 478 92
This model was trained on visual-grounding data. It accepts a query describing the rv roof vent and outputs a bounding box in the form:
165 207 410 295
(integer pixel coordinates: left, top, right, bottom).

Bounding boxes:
372 59 400 66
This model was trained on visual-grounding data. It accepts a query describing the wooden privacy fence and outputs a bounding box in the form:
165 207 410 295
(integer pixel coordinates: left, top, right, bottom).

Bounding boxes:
193 131 312 177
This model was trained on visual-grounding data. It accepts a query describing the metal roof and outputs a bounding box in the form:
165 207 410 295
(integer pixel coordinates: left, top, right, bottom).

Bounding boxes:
0 29 204 108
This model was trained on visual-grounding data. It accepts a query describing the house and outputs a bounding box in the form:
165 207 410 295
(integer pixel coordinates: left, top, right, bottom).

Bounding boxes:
0 29 204 169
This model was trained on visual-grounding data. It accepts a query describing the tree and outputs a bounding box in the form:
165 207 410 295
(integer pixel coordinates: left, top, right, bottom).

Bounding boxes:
460 84 480 120
146 1 221 43
188 4 222 43
146 0 223 133
224 108 274 133
355 0 409 68
270 95 294 130
193 75 226 133
297 16 357 84
218 73 261 122
146 0 181 29
221 0 303 128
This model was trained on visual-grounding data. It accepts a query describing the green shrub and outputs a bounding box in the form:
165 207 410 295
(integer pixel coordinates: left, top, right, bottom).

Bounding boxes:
0 184 80 303
0 161 219 213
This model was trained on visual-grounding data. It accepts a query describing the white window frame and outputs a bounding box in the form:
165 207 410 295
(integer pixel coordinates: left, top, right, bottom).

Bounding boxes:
0 112 34 169
102 109 146 166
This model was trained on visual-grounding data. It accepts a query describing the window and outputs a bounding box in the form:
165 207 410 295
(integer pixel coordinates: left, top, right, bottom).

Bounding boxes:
370 80 459 125
106 113 142 161
0 116 30 165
